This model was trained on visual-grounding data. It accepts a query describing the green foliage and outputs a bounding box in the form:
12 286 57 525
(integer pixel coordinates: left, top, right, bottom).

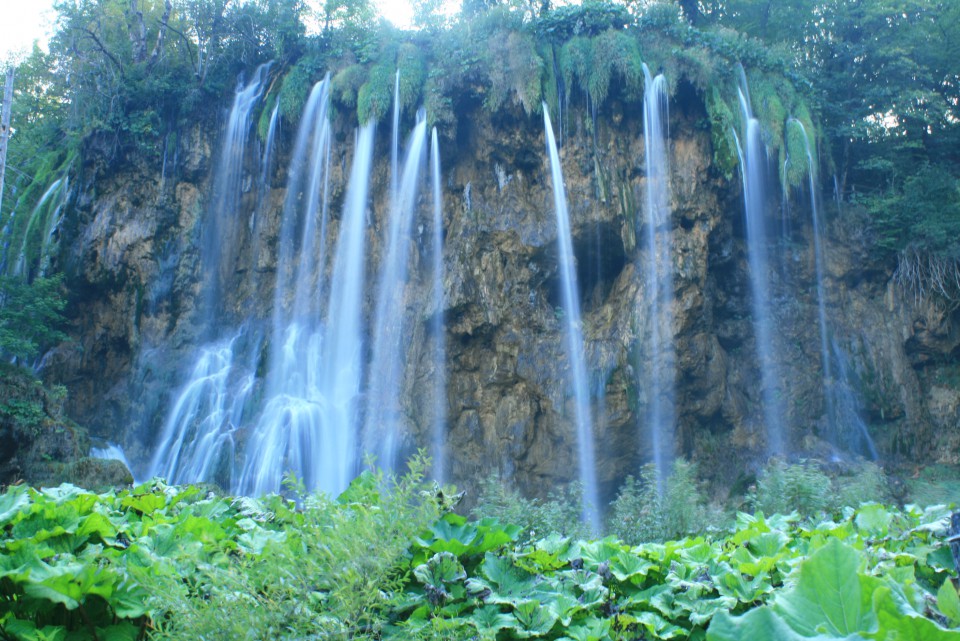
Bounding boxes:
872 165 960 260
534 1 633 42
705 86 738 179
607 460 707 544
150 455 444 640
0 274 67 362
0 464 955 641
471 476 589 544
559 29 642 108
278 56 322 123
397 43 426 114
357 60 396 124
751 459 833 518
332 62 368 108
708 537 960 641
483 30 544 116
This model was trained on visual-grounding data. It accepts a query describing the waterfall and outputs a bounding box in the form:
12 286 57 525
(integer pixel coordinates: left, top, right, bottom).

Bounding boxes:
7 177 68 277
430 127 447 482
148 335 253 486
734 73 786 456
641 64 676 490
391 70 401 203
239 122 374 496
831 338 879 460
199 62 271 325
365 115 428 474
789 119 877 460
149 64 270 487
543 103 600 532
789 119 835 440
236 77 338 496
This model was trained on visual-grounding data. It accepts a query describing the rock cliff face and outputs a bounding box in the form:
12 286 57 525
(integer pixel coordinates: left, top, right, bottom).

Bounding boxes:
44 81 960 500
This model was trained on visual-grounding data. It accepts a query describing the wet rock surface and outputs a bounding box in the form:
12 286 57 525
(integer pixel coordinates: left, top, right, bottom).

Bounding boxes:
43 89 960 500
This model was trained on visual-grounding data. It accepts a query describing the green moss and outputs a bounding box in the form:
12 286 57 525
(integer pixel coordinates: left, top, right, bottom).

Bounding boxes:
706 86 739 179
256 92 278 142
559 36 592 102
483 30 543 116
397 43 426 114
278 58 318 123
591 29 643 103
357 61 395 124
423 70 456 135
540 43 560 119
331 64 367 108
784 118 812 188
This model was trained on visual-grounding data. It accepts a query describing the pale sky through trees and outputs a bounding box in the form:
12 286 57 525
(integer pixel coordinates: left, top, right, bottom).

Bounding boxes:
0 0 430 61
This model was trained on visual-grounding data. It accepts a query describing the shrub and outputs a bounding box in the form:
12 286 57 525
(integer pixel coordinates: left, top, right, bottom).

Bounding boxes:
833 461 891 509
607 459 706 544
470 476 589 544
750 459 833 517
0 274 68 362
357 60 396 123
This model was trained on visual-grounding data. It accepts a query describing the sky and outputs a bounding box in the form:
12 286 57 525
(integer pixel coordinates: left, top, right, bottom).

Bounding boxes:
0 0 423 61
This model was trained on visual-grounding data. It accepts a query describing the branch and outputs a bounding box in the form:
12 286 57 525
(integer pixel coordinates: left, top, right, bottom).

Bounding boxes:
148 0 173 69
83 28 124 76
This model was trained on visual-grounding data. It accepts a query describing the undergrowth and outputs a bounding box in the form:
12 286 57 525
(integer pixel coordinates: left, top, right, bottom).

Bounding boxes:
0 454 957 641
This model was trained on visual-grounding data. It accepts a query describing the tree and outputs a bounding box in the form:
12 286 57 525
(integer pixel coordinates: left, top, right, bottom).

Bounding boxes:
0 274 67 363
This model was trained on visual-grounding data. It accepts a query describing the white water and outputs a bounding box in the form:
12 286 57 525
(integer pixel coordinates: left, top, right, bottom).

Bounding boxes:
789 119 835 435
735 74 785 456
148 336 253 486
790 119 877 460
430 127 447 482
543 104 600 531
91 442 137 481
236 77 339 495
150 65 270 486
200 62 271 322
365 115 428 473
641 65 676 490
8 177 67 277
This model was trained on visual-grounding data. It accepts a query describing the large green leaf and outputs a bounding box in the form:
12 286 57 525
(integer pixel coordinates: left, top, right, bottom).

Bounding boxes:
707 608 863 641
512 599 559 638
938 580 960 628
773 538 876 636
0 485 29 525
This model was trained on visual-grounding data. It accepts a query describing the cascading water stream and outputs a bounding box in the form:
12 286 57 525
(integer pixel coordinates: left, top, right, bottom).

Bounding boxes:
147 337 252 485
430 127 448 482
240 123 375 496
149 64 271 486
789 119 835 436
734 73 786 456
641 64 676 490
7 177 68 277
366 115 428 473
789 118 877 460
200 62 272 325
391 70 401 203
236 77 339 495
831 337 879 460
543 104 600 532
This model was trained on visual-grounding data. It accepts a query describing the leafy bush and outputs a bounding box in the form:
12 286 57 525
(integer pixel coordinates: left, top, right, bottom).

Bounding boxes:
471 476 589 544
358 60 396 124
0 274 67 362
607 459 708 544
750 459 833 517
0 466 955 641
833 461 892 509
